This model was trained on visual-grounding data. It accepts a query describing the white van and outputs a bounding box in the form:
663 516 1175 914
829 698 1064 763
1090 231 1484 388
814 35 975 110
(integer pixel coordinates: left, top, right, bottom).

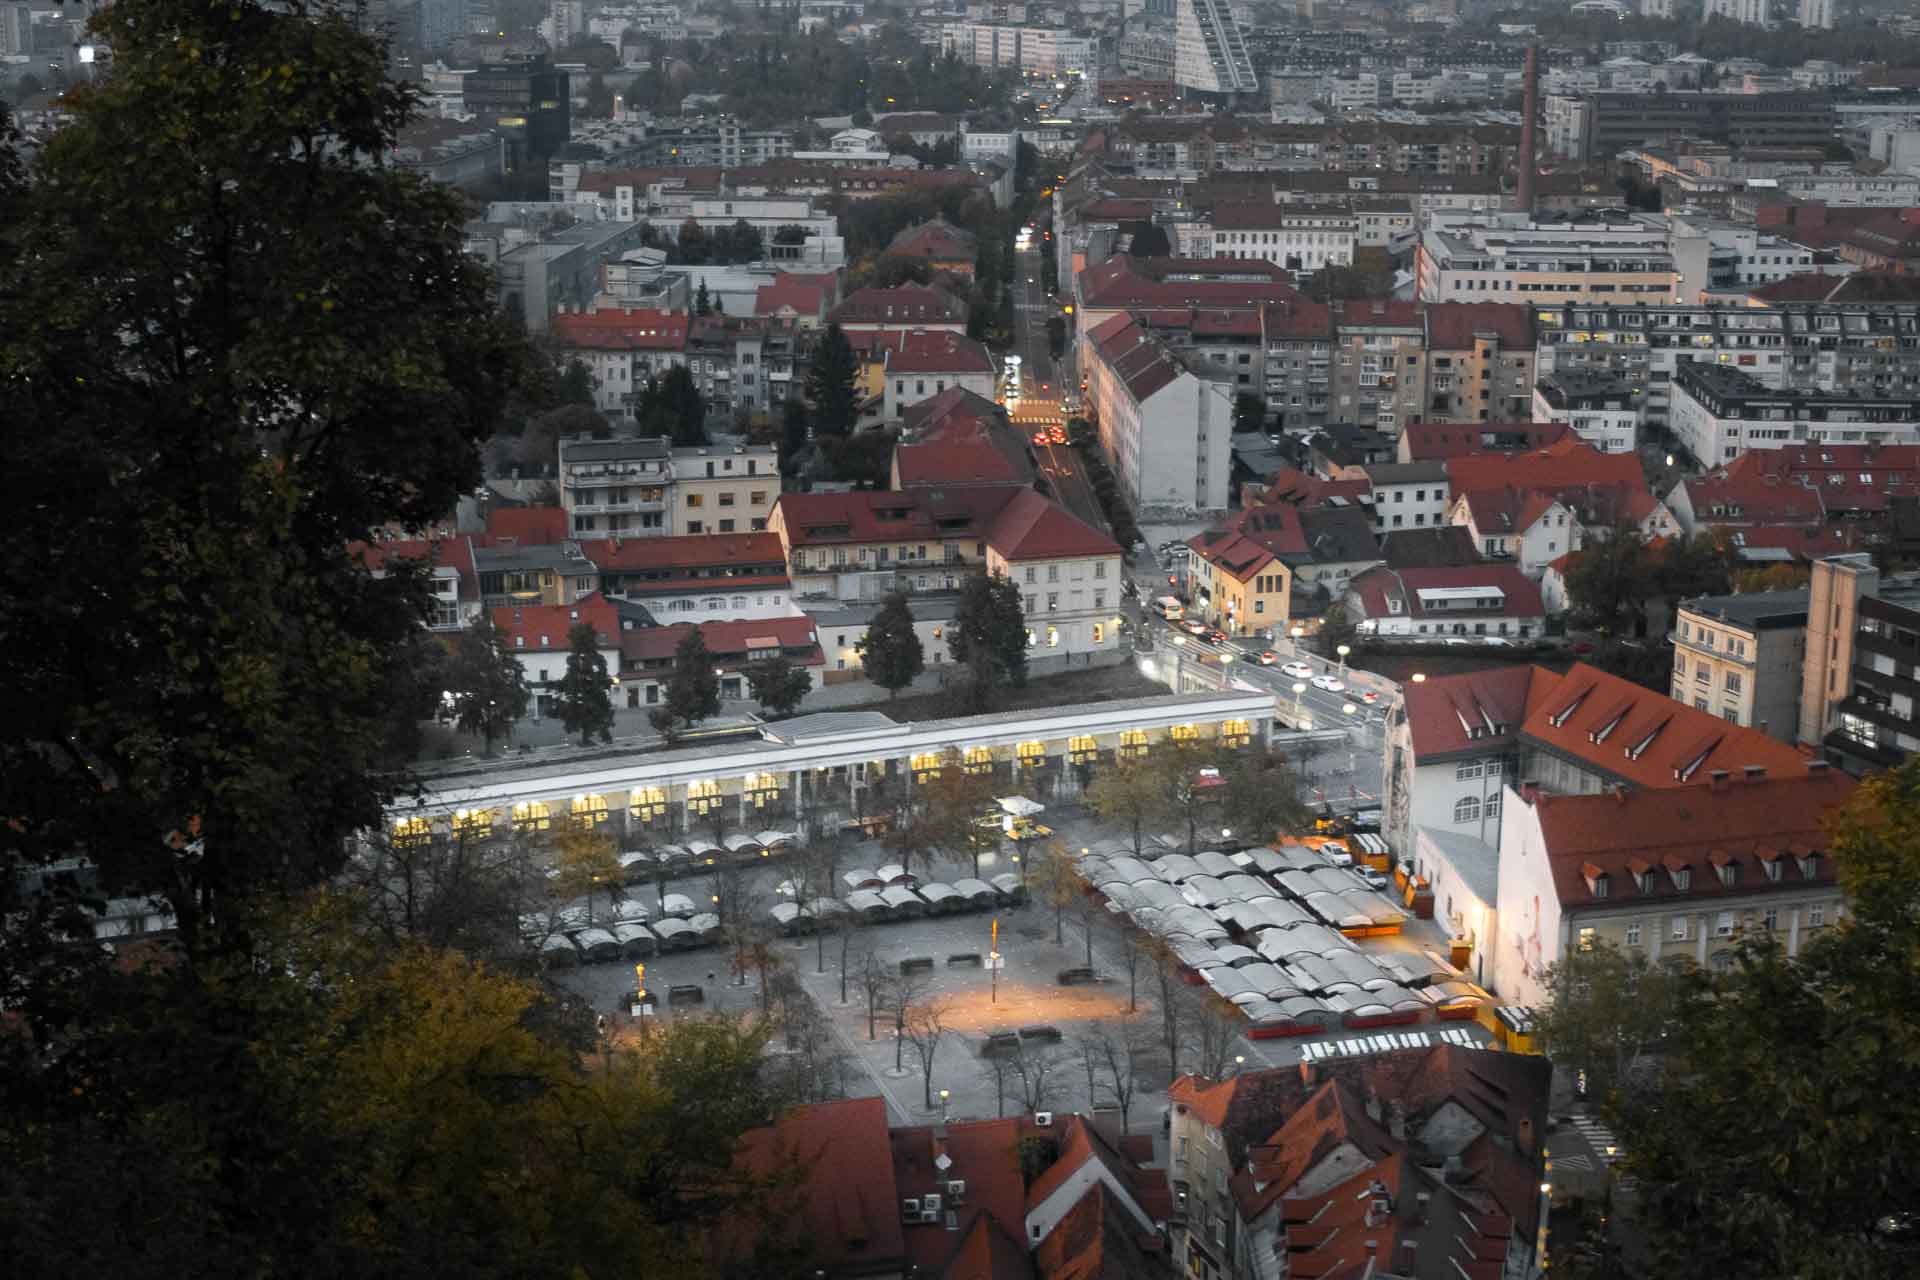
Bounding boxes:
1154 596 1184 620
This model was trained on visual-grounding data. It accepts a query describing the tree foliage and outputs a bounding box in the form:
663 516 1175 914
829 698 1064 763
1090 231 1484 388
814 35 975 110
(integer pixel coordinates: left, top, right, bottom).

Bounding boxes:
804 322 860 437
1533 939 1686 1105
1085 755 1166 857
636 364 708 446
553 622 616 746
885 749 996 877
1598 759 1920 1278
649 626 721 740
447 610 532 753
0 0 529 951
948 571 1028 711
856 591 925 699
1563 525 1654 635
746 654 812 720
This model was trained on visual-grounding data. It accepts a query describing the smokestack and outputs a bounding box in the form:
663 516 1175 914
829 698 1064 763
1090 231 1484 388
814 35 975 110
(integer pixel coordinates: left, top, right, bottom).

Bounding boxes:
1517 45 1539 217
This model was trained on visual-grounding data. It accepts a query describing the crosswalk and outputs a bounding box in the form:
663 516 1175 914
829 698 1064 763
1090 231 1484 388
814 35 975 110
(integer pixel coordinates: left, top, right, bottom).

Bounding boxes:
1297 1026 1484 1062
1564 1111 1625 1168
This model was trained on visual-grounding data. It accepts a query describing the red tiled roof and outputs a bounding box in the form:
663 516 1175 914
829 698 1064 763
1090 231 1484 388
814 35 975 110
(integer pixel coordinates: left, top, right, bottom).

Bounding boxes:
549 308 690 352
1079 197 1155 221
831 282 969 327
484 506 570 546
1400 421 1572 462
988 488 1122 562
1679 464 1826 526
773 488 1018 547
884 330 996 375
1196 501 1309 559
1728 521 1865 561
1077 254 1300 312
1256 465 1372 508
356 534 476 582
1238 1080 1395 1221
1189 532 1278 584
580 531 785 573
735 1097 906 1274
491 593 619 653
1448 436 1643 495
753 271 832 320
889 216 978 263
939 1211 1035 1280
1033 1183 1163 1280
1402 665 1543 760
906 387 1008 440
575 165 725 194
1347 564 1545 624
1088 317 1183 404
1423 301 1535 351
891 1117 1033 1274
1329 297 1422 330
895 440 1026 487
620 616 822 667
1524 772 1854 910
1263 298 1335 340
1520 661 1813 791
1710 445 1920 515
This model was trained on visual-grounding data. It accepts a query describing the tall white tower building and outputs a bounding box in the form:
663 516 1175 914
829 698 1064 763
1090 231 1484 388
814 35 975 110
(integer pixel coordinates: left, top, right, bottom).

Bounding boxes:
1798 0 1834 29
1174 0 1259 97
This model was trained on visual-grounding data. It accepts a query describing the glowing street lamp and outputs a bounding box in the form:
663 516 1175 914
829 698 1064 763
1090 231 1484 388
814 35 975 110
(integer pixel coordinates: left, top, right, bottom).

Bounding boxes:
1291 681 1307 724
1336 643 1351 680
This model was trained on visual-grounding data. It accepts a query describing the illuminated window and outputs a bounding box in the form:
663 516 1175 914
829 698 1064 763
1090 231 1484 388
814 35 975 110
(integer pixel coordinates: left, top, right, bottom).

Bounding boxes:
1092 622 1105 643
911 752 943 781
686 780 724 816
964 746 994 775
745 771 782 808
1046 626 1059 648
1017 740 1045 768
1220 719 1251 749
1170 724 1199 742
392 816 433 848
451 808 494 840
629 786 669 823
1119 730 1149 760
511 800 552 834
570 793 610 828
1069 735 1097 764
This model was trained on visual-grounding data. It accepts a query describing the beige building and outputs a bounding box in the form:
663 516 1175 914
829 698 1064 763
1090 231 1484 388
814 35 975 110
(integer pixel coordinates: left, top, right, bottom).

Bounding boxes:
1670 589 1809 740
558 436 780 537
1416 212 1679 305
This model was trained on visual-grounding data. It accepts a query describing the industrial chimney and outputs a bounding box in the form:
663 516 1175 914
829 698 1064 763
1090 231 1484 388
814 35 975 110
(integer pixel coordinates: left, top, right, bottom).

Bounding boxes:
1516 45 1539 217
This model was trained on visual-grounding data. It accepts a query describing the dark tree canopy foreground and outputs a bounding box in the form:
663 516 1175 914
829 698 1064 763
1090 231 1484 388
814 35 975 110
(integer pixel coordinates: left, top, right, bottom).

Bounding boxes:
0 0 527 949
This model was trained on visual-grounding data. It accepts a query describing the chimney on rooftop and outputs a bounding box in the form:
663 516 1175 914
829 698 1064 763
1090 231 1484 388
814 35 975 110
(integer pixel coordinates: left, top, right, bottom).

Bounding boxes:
1517 46 1539 217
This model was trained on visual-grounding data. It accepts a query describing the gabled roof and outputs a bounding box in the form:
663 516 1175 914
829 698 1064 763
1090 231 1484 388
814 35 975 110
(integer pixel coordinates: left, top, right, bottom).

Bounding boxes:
904 386 1007 439
889 216 978 263
1086 317 1185 405
773 488 1018 547
1519 661 1813 791
753 271 832 320
1032 1183 1164 1280
549 307 690 352
1523 771 1855 910
1400 421 1572 462
891 1116 1034 1274
988 490 1123 562
939 1210 1034 1280
734 1097 905 1274
895 440 1027 487
1380 525 1481 569
884 330 996 376
485 505 571 547
1401 665 1545 761
581 531 786 574
1447 436 1644 497
1189 532 1279 585
1709 445 1920 515
831 282 970 327
1678 464 1827 526
1193 502 1307 561
1077 254 1300 312
619 616 822 667
1347 564 1545 623
491 593 619 653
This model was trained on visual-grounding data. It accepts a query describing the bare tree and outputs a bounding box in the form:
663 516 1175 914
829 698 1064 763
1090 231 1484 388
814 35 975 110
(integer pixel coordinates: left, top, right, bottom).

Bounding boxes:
885 965 930 1073
979 1047 1017 1119
1083 1012 1158 1131
770 976 856 1106
901 995 956 1111
832 914 867 1005
1186 988 1244 1081
1027 838 1078 947
788 835 845 974
1139 924 1187 1080
1010 1038 1068 1112
1103 912 1148 1013
860 949 889 1039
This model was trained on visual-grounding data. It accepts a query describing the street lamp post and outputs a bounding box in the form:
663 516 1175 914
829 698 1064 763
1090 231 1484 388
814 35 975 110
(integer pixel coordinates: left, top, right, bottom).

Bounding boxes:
1291 681 1307 727
1336 644 1351 681
1342 703 1359 773
940 1089 951 1123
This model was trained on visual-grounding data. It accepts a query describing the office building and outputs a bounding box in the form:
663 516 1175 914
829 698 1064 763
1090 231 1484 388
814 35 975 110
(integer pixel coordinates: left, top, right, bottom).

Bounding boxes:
1416 212 1679 305
462 60 570 190
1173 0 1258 97
1802 553 1920 770
1549 92 1835 164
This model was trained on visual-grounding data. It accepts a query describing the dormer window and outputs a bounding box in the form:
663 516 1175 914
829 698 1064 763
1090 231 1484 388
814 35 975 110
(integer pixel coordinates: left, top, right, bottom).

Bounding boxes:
1797 850 1822 879
1582 862 1610 899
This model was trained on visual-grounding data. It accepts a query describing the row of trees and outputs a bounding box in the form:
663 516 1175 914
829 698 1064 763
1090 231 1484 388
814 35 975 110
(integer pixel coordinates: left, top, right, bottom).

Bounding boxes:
1532 758 1920 1278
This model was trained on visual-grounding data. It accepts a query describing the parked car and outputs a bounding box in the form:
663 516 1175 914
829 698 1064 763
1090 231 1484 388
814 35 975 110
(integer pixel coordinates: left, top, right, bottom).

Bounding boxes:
1320 842 1354 868
1355 868 1389 892
1180 619 1210 637
1281 660 1314 679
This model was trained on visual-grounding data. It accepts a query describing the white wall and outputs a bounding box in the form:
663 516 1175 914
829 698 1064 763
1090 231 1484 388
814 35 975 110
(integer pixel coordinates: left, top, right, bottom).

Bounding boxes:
1411 827 1500 986
884 369 997 420
1491 789 1562 1006
1371 480 1450 534
1518 504 1579 579
995 551 1127 657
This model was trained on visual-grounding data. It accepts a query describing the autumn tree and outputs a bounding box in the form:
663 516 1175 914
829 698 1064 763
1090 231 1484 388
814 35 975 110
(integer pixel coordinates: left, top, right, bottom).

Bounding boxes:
1564 524 1656 635
885 749 996 878
857 591 925 699
1533 939 1687 1104
1219 748 1315 845
1085 754 1168 856
551 821 625 924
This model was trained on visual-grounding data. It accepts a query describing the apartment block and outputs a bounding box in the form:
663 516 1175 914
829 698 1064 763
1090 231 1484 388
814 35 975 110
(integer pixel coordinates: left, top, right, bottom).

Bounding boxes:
557 436 779 538
1671 590 1810 739
1802 553 1920 770
1670 363 1920 467
1532 371 1640 454
1416 212 1679 305
1083 315 1234 514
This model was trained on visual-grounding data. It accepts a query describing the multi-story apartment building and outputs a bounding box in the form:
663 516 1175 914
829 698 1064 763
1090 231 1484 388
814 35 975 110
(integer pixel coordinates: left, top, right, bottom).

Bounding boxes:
473 539 601 609
1082 315 1234 513
1261 299 1334 434
1100 118 1516 177
683 316 814 418
1416 212 1679 305
880 331 998 420
1383 666 1527 870
491 593 622 719
1421 301 1538 425
939 23 1098 78
1493 770 1852 1005
584 532 794 624
1202 202 1356 273
1533 370 1640 454
1185 525 1294 638
1362 460 1450 535
1670 363 1920 467
1532 300 1920 432
1173 0 1258 97
549 307 689 417
1801 553 1920 771
1325 299 1426 437
557 437 779 538
1671 589 1809 739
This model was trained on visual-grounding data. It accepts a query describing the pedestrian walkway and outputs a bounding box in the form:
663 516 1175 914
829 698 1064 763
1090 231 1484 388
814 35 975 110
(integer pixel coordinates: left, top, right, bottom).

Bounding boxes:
1565 1110 1625 1168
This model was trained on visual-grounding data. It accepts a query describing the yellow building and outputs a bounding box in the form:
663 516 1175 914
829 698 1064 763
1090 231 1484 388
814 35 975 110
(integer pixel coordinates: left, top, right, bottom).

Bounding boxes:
1187 530 1293 639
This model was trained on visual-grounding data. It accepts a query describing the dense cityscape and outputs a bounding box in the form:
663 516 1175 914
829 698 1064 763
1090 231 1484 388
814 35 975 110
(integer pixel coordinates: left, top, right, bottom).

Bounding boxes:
3 0 1920 1276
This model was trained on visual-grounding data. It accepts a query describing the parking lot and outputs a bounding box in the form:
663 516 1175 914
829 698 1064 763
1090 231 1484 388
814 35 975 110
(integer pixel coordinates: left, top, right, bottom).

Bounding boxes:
551 812 1493 1132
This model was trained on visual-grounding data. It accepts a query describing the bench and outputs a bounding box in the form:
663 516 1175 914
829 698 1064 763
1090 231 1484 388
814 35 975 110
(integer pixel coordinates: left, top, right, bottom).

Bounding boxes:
947 952 984 969
899 956 936 976
666 984 705 1006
